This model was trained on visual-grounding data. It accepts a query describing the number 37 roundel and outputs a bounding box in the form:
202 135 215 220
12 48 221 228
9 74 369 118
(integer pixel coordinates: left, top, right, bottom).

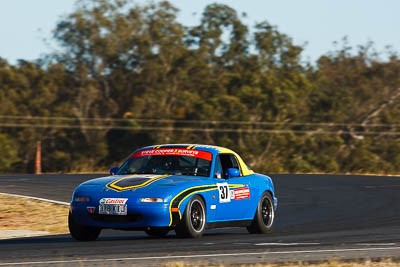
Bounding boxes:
217 182 231 203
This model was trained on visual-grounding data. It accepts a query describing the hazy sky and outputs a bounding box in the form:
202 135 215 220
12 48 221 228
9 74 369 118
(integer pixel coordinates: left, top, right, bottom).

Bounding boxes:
1 0 399 64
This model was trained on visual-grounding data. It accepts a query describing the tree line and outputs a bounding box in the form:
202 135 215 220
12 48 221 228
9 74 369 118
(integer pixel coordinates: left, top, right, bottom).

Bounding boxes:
1 0 400 174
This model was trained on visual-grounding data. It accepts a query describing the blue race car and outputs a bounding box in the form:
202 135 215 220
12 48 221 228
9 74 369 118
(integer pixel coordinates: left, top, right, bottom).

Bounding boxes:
69 144 278 240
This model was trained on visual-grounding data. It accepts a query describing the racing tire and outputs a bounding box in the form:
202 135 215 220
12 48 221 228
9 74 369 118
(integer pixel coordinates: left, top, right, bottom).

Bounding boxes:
144 227 170 237
175 195 206 238
68 212 101 241
247 192 274 234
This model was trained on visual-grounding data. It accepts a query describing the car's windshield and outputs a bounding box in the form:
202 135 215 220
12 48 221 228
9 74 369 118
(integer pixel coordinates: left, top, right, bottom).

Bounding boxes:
117 149 212 177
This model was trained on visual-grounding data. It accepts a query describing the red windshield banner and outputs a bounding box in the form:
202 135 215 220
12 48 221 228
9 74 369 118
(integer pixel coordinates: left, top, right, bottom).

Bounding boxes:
131 149 212 161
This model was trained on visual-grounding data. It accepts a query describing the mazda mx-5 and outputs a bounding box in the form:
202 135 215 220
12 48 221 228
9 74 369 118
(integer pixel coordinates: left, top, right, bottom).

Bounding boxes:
69 144 278 240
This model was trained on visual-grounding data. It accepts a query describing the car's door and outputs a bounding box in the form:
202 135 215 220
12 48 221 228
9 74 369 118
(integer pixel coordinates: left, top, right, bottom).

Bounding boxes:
213 153 255 221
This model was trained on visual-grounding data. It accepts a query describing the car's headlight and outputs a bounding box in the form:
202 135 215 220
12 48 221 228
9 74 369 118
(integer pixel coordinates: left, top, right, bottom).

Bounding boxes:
74 196 91 202
140 197 164 203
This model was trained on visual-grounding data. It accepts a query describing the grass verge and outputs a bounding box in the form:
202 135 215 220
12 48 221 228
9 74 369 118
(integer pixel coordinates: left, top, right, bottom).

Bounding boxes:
0 195 69 234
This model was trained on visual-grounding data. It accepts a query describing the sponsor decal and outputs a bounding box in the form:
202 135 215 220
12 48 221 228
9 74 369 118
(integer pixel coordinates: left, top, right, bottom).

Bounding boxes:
210 204 216 210
234 187 250 200
87 207 95 214
131 149 212 161
99 198 128 204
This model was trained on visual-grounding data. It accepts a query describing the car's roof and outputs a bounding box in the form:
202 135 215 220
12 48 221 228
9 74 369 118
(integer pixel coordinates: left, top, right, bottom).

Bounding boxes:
135 144 255 176
138 144 235 154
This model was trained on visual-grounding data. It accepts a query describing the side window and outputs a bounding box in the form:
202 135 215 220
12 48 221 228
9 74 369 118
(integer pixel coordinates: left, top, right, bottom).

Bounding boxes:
229 154 241 173
214 156 223 179
218 153 242 178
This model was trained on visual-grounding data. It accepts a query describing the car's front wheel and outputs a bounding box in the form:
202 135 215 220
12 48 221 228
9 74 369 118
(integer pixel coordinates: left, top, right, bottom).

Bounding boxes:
175 195 206 238
68 212 101 241
247 191 275 234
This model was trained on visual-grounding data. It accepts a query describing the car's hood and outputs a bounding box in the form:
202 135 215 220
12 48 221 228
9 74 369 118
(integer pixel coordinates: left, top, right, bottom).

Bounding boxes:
80 174 209 187
74 174 213 201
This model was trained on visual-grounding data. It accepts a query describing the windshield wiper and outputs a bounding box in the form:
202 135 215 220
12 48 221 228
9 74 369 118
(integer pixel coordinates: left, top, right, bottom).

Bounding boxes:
175 172 196 176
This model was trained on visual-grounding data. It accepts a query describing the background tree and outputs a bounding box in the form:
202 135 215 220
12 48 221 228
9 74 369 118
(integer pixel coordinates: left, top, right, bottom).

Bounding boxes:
1 0 400 174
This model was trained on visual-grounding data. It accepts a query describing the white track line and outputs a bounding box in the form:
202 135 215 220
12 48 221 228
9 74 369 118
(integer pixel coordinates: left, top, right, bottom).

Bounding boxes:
0 192 69 206
1 246 400 266
255 242 320 246
356 243 396 246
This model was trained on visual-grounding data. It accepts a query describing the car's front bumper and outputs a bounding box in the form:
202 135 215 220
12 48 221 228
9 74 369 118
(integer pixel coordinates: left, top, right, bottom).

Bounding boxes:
70 202 172 229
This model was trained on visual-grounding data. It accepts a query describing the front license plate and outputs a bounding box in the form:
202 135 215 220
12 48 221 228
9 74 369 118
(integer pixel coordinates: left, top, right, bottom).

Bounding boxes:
98 204 127 215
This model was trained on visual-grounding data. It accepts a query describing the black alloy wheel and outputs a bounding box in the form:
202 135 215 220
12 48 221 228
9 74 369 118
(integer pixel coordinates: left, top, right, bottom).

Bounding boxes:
261 196 274 228
247 192 275 234
175 195 206 238
190 200 204 231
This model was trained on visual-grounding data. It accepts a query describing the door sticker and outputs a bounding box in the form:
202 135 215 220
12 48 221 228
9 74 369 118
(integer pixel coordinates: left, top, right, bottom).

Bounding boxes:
217 182 231 203
234 187 250 200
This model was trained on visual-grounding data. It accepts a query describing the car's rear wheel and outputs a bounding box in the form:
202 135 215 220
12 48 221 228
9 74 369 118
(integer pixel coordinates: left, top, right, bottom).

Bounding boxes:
144 227 170 237
175 195 206 238
68 212 101 241
247 192 274 234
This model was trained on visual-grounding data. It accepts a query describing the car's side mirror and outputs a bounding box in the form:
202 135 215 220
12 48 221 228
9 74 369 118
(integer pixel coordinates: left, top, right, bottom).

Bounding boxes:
226 168 240 179
109 166 119 175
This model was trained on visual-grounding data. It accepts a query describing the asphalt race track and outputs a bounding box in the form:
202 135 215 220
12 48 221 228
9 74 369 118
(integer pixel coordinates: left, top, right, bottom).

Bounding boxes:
0 174 400 266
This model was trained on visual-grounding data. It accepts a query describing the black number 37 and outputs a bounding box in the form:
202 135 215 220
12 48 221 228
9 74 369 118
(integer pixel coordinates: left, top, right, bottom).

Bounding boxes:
219 185 229 199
